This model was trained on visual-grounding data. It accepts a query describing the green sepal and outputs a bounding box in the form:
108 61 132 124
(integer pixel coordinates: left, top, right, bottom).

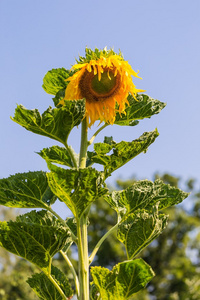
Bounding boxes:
88 129 159 178
38 146 78 168
0 171 56 208
11 99 85 145
114 94 166 126
77 47 122 64
27 265 73 300
42 68 72 95
0 210 72 270
117 205 168 259
47 165 108 218
105 179 189 217
91 258 154 300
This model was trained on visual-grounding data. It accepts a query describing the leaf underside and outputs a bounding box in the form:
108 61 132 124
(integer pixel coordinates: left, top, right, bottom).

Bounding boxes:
91 258 154 300
0 171 56 208
0 210 72 270
114 94 166 126
11 99 85 144
105 179 189 217
88 129 159 177
47 165 108 218
117 206 168 259
27 265 73 300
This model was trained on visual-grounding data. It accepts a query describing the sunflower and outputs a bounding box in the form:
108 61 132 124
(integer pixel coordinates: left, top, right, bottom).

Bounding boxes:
59 48 144 126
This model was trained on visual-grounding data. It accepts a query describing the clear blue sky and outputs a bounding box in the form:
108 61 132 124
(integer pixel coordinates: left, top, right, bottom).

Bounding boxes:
0 1 199 216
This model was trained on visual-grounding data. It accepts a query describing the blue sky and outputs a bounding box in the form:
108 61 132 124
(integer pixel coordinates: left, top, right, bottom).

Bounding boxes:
0 0 200 216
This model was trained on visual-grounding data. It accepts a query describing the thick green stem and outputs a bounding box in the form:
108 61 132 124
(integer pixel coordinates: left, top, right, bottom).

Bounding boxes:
77 217 89 300
79 117 88 169
77 117 90 300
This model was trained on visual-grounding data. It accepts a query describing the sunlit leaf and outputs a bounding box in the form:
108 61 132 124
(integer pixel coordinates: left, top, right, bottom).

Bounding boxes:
42 68 71 95
47 165 108 218
114 94 166 126
91 259 154 300
0 171 56 208
105 179 189 217
27 265 73 300
0 210 72 270
88 130 159 177
38 146 78 168
117 206 168 259
11 99 85 144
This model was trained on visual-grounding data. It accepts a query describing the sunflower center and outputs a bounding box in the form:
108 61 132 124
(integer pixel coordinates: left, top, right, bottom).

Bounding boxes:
91 71 116 95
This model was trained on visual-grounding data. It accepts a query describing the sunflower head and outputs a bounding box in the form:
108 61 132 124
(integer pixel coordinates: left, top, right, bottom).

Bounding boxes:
59 47 144 126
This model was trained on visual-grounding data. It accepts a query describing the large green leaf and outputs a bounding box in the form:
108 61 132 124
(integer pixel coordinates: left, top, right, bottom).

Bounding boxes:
105 179 189 217
27 266 73 300
114 94 166 126
88 130 159 178
38 145 78 168
42 68 76 107
0 171 56 208
91 258 154 300
0 210 72 271
117 206 168 259
42 68 71 95
47 165 108 218
11 99 85 144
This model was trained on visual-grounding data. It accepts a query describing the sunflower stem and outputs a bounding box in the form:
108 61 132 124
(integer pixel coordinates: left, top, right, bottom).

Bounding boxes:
78 117 90 300
88 123 108 145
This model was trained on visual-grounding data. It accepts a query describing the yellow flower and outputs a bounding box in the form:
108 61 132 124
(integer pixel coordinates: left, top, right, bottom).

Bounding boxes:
59 49 144 126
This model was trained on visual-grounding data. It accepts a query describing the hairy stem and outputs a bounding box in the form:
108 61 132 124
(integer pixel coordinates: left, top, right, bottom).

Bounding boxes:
89 222 119 265
77 117 90 299
65 143 78 168
47 259 68 300
88 123 108 145
79 117 88 169
60 250 80 297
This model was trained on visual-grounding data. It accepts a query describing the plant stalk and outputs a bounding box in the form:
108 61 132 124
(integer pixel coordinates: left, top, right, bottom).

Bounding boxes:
78 117 90 300
47 258 68 300
79 117 88 169
60 250 80 297
89 222 119 265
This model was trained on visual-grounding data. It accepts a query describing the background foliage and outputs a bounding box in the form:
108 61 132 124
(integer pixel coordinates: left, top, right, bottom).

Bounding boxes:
0 174 199 300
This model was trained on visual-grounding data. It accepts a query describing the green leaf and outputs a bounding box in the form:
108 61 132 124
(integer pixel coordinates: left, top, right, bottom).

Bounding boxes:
66 217 77 236
91 258 154 300
52 88 66 106
27 266 73 300
0 210 72 270
114 94 166 126
88 130 159 178
0 171 56 208
117 206 168 259
105 179 189 217
47 166 108 218
42 68 72 95
38 146 78 168
11 99 85 144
